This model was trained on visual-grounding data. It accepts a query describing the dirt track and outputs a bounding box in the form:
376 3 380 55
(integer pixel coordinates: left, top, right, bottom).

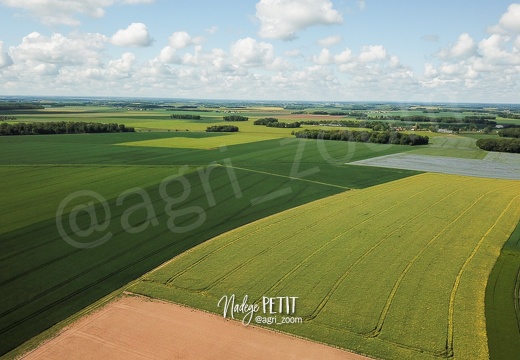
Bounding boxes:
22 295 371 360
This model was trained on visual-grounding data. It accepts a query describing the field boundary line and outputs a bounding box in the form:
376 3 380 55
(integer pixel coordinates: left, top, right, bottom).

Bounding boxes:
162 175 423 286
3 283 137 360
222 165 352 190
446 193 520 357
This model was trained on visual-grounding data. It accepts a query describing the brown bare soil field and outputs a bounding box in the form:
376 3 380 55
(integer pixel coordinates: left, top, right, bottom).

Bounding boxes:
21 295 371 360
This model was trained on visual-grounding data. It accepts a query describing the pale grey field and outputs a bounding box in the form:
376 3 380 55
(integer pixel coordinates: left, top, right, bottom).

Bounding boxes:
350 153 520 180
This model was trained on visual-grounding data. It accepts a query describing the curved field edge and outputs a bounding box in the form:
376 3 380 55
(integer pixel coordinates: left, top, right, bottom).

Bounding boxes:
485 220 520 359
0 165 346 356
1 287 130 360
127 173 520 360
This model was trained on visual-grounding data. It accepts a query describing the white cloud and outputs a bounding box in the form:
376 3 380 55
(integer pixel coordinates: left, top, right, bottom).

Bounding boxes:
450 33 476 57
334 48 353 63
490 3 520 34
358 45 387 62
207 26 219 35
231 37 274 66
438 33 476 59
388 55 400 68
424 63 438 78
157 46 178 64
111 23 153 47
313 47 352 65
317 35 342 47
0 41 13 69
11 32 107 67
358 0 366 11
155 31 204 64
256 0 343 40
168 31 203 49
313 49 332 64
478 34 520 65
440 63 462 76
108 52 136 75
0 0 155 25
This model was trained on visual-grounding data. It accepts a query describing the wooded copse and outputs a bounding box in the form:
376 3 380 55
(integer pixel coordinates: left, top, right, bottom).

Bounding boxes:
294 129 429 146
476 138 520 153
170 114 201 120
223 115 248 121
498 128 520 138
206 125 239 132
0 121 135 136
253 117 301 128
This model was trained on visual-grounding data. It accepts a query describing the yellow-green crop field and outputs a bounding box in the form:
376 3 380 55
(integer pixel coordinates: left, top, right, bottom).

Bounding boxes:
129 173 520 360
117 132 289 150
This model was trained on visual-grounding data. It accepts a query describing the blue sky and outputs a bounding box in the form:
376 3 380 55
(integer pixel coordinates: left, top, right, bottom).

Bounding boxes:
0 0 519 103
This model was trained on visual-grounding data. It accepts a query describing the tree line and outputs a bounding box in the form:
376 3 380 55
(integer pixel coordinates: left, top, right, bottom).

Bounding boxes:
297 119 390 131
289 110 368 118
0 116 17 121
368 114 497 125
0 122 134 136
0 103 45 111
498 128 520 138
206 125 239 132
223 115 248 121
170 114 201 120
294 129 429 146
253 117 301 128
497 112 520 120
476 138 520 153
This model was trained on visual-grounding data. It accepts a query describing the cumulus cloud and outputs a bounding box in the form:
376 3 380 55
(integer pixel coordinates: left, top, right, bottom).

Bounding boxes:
11 32 107 67
155 31 204 64
438 33 476 59
490 3 520 34
478 34 520 65
424 63 438 78
111 23 153 47
108 52 136 76
0 41 13 69
231 37 274 66
358 45 387 62
256 0 343 40
312 48 352 65
0 0 155 25
423 5 520 98
168 31 203 49
317 35 342 47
